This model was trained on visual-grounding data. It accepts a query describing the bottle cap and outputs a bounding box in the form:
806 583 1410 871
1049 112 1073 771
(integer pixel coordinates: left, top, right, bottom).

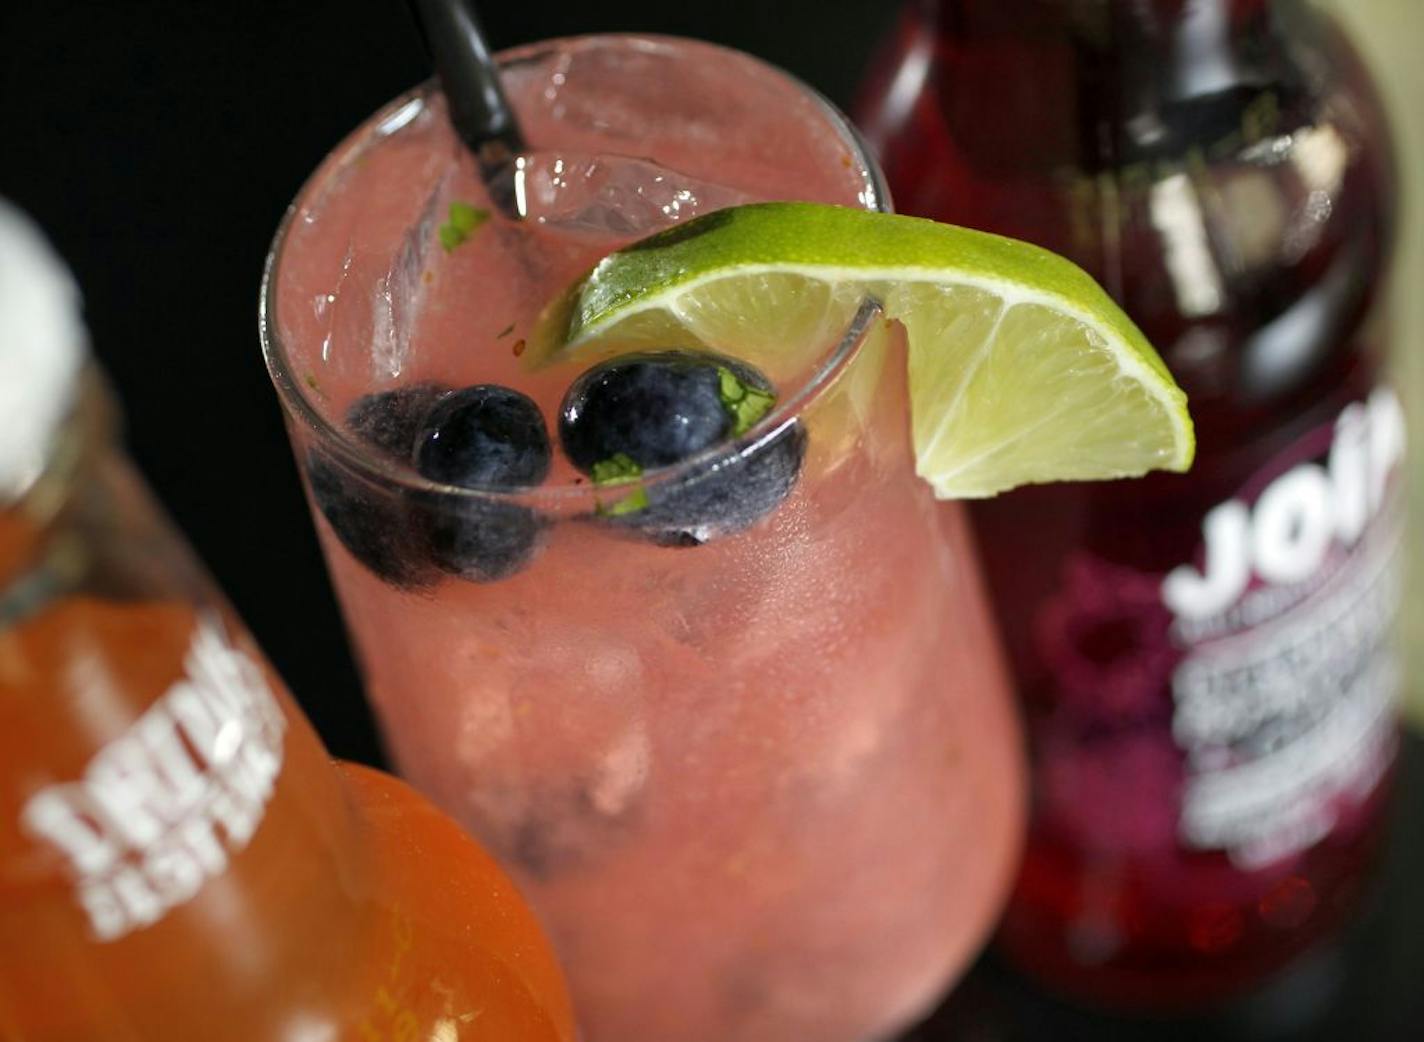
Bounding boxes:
0 199 85 504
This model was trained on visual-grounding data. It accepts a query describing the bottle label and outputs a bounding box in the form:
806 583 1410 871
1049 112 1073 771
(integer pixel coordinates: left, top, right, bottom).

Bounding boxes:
20 616 287 941
1163 388 1406 867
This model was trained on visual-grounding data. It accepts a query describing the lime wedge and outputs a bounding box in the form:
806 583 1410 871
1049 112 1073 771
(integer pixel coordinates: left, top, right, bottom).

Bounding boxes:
539 202 1193 498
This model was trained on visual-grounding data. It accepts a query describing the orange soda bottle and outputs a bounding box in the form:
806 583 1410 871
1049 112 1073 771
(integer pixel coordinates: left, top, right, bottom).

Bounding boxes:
0 201 576 1041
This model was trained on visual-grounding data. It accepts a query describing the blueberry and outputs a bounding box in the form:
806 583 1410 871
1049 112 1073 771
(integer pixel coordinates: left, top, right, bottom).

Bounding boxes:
413 385 552 581
627 425 807 547
305 449 436 589
560 352 744 471
417 494 545 583
558 350 805 545
414 385 551 487
304 385 452 587
346 383 451 459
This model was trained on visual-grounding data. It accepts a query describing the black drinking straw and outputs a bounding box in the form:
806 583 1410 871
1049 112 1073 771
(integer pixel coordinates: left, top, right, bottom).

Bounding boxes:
406 0 526 215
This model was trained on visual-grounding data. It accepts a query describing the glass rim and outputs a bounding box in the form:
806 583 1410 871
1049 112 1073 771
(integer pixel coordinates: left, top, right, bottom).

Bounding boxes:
258 32 891 509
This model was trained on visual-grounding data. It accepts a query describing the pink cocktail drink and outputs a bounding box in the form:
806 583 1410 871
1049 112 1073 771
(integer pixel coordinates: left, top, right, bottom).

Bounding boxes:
262 36 1023 1042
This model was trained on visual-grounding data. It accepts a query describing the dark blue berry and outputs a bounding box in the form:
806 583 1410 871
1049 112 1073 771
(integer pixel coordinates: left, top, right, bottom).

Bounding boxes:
304 385 452 587
414 385 551 488
413 385 551 581
305 449 436 588
346 383 451 459
559 351 804 545
627 425 807 546
560 352 745 470
417 494 545 583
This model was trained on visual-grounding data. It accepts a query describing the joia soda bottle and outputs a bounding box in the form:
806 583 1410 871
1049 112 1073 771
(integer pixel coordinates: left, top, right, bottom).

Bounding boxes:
859 0 1404 1006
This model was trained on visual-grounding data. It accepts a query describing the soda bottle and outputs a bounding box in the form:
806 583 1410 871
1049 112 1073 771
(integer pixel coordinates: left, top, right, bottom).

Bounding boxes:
858 0 1404 1008
0 200 576 1040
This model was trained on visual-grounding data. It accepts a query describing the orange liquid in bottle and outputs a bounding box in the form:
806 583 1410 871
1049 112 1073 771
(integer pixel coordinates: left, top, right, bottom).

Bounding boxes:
0 475 576 1042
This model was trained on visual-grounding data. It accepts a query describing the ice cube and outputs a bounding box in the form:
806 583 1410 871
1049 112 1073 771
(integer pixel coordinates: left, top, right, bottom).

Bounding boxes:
512 151 755 237
525 39 740 144
370 170 450 379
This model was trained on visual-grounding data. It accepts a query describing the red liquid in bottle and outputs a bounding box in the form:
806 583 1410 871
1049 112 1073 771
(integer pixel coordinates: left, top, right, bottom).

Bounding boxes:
859 0 1403 1007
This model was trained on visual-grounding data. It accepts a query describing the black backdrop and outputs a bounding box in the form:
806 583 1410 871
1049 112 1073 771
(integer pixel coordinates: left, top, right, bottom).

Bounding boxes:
0 0 897 764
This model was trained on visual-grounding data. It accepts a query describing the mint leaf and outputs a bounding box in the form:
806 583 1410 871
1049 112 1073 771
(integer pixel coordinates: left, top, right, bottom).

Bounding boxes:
603 486 650 516
449 201 487 233
591 453 643 486
717 366 777 436
718 366 745 403
438 201 490 252
591 454 648 516
730 387 775 434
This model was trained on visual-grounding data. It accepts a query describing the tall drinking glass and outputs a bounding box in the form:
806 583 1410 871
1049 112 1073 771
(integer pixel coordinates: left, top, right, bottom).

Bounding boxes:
261 35 1023 1042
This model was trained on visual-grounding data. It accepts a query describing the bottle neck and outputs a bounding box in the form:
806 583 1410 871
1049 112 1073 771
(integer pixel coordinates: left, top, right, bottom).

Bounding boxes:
924 0 1281 92
905 0 1307 175
0 366 102 605
925 0 1272 27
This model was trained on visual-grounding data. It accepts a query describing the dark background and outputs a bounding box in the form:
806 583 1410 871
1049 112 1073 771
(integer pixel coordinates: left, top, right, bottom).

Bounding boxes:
0 0 896 765
5 3 1423 1038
